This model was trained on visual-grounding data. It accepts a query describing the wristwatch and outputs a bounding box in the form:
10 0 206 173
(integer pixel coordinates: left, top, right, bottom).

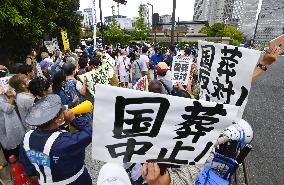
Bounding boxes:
257 63 268 71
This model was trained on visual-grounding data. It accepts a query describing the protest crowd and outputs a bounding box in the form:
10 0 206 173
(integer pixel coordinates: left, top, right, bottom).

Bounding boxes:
0 40 281 185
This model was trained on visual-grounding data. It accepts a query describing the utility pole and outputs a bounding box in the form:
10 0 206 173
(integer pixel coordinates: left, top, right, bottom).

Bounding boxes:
92 0 97 47
117 3 120 16
171 0 176 45
147 3 155 44
99 0 104 46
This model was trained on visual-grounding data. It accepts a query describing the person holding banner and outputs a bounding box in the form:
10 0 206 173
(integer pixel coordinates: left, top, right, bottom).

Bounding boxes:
19 94 92 185
252 46 281 82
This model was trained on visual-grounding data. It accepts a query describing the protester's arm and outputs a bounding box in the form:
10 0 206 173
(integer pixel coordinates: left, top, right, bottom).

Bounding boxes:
76 77 87 96
61 112 92 149
0 100 14 114
252 47 280 82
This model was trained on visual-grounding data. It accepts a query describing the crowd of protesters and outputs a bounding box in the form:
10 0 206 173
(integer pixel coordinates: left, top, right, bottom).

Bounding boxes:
0 40 280 185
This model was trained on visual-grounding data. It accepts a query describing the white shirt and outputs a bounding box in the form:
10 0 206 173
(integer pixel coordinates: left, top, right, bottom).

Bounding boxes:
117 56 130 76
138 54 149 72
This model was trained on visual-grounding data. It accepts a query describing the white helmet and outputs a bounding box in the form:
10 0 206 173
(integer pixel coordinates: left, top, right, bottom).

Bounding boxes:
216 119 253 146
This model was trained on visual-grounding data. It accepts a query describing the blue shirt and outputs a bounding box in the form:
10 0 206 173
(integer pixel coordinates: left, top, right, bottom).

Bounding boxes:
151 54 164 66
63 79 84 108
19 116 92 184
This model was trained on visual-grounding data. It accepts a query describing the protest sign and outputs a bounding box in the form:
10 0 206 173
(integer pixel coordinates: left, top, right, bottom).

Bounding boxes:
92 84 240 165
44 41 55 53
0 76 12 92
171 56 193 85
105 52 115 67
52 38 60 51
78 63 111 97
133 76 148 91
197 41 261 116
61 30 70 51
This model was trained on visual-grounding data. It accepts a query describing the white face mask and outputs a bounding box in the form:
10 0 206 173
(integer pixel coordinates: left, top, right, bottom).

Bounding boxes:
58 121 65 126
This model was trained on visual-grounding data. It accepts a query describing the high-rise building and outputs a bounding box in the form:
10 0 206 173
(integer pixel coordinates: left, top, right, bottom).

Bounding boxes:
160 14 172 23
235 0 259 40
193 0 235 25
104 15 134 30
79 8 93 29
159 14 172 30
141 4 150 27
193 0 211 21
254 0 284 45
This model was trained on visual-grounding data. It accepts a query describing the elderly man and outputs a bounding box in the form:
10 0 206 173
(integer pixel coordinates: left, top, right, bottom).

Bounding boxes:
19 94 92 185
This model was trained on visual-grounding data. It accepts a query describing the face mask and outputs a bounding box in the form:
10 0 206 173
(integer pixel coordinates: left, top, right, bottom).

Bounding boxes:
58 121 65 126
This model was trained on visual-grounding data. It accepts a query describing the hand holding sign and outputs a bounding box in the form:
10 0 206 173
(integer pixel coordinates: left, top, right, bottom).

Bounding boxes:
261 46 281 66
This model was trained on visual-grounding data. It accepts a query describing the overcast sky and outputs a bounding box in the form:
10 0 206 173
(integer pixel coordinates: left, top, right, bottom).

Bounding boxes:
80 0 195 21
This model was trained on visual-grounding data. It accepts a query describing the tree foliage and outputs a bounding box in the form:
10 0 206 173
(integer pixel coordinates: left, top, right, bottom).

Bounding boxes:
133 4 149 41
104 17 130 45
0 0 82 63
199 23 244 46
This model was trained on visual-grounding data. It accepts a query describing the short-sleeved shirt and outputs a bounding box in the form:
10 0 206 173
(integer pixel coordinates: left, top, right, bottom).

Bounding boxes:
63 79 84 108
138 54 149 72
131 60 142 80
151 54 164 66
117 56 131 77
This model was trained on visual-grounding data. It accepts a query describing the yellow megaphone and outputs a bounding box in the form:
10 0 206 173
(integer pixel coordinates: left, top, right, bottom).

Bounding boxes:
71 100 93 115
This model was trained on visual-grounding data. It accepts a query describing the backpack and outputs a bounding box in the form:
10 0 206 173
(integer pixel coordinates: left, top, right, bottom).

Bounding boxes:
195 167 232 185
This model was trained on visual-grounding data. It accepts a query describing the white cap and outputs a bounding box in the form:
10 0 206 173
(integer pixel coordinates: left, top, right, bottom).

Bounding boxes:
97 163 132 185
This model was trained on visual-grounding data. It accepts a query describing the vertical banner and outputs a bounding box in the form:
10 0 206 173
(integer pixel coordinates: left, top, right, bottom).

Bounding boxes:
197 41 261 116
78 63 111 97
43 41 55 53
52 38 60 51
171 56 193 86
61 30 70 51
92 85 240 165
92 0 97 47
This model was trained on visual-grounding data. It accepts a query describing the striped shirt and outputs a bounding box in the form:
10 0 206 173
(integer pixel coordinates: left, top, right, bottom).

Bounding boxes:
168 165 203 185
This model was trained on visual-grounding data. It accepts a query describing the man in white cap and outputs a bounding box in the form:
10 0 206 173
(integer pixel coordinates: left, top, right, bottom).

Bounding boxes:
97 163 132 185
19 94 92 185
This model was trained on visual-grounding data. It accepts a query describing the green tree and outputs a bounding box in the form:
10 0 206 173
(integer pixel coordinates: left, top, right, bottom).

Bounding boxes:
133 4 149 41
104 17 130 45
0 0 82 64
199 23 244 45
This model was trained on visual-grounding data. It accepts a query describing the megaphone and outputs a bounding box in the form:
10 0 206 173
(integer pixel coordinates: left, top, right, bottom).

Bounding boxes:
71 100 93 115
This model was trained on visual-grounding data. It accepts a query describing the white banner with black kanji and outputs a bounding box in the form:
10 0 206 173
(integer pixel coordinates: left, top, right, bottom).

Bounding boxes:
92 85 240 165
197 41 261 116
171 56 193 85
